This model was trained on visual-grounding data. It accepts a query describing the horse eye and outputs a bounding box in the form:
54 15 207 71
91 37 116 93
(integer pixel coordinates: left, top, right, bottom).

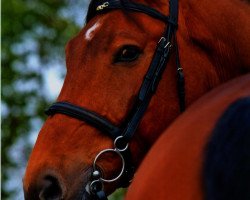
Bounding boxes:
114 45 141 63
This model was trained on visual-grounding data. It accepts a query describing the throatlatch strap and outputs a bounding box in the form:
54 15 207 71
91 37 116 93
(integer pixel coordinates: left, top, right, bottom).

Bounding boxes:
175 34 185 112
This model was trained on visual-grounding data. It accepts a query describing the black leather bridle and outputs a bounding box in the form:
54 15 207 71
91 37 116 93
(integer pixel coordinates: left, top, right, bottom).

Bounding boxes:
45 0 184 199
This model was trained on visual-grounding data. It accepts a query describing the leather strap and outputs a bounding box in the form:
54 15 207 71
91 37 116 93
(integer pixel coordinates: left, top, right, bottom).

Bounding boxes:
89 0 174 25
45 102 120 139
121 0 179 141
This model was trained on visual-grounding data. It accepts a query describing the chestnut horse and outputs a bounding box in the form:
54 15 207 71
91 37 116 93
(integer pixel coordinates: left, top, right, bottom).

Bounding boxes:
23 0 250 199
126 74 250 200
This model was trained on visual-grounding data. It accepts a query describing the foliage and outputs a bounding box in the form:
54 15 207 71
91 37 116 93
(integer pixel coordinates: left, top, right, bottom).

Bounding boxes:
2 0 83 198
110 189 127 200
2 1 125 199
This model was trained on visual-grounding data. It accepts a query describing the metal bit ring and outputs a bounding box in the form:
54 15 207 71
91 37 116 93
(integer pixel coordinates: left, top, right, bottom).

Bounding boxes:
93 148 125 183
114 136 128 152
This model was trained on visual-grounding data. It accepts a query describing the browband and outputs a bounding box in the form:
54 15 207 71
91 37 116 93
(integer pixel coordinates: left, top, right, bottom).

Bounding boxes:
87 0 177 26
96 0 169 23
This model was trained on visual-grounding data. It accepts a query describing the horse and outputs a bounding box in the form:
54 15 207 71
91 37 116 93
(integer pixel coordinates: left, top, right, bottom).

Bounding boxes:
125 74 250 200
23 0 250 199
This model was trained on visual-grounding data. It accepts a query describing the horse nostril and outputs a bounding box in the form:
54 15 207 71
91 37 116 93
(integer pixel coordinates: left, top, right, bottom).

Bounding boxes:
39 175 63 200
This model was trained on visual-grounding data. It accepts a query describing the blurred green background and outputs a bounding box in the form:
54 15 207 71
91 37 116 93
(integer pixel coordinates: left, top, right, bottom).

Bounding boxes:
2 0 124 199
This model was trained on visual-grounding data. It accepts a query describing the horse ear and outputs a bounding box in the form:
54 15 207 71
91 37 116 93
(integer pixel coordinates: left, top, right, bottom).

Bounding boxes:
203 97 250 200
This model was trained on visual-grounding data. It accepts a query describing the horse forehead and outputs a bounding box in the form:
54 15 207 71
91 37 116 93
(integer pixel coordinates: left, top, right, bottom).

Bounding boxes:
83 14 123 42
83 11 150 42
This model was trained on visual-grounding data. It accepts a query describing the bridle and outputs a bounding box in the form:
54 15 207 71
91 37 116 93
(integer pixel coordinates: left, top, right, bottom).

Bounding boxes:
46 0 183 198
45 0 184 199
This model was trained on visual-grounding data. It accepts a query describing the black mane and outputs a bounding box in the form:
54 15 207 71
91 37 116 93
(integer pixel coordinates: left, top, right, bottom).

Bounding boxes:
203 97 250 200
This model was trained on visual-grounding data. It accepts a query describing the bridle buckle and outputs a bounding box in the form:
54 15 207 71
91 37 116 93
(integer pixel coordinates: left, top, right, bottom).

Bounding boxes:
158 37 172 48
96 2 109 11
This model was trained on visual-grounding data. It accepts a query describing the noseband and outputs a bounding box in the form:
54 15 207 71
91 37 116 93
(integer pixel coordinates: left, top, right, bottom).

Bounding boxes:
45 0 184 199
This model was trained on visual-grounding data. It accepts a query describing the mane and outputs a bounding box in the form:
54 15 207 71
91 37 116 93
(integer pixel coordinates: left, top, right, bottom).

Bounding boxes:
203 97 250 200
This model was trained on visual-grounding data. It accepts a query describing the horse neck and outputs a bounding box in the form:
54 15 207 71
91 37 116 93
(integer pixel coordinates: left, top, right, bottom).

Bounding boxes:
180 0 250 81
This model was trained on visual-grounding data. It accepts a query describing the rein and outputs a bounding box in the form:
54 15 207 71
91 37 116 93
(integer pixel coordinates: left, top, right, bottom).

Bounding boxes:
45 0 184 199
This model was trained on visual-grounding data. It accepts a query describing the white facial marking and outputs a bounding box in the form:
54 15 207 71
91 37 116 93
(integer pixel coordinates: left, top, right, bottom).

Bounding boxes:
85 20 101 41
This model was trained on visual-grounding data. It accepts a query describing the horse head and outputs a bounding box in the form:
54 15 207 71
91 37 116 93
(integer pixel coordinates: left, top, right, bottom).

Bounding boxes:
23 0 249 199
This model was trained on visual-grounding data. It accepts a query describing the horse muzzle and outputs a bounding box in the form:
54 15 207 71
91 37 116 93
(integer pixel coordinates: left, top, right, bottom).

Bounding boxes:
23 167 94 200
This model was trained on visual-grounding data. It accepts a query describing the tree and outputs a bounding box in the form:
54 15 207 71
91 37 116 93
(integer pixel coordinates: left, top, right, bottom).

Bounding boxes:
2 0 86 198
2 1 125 199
